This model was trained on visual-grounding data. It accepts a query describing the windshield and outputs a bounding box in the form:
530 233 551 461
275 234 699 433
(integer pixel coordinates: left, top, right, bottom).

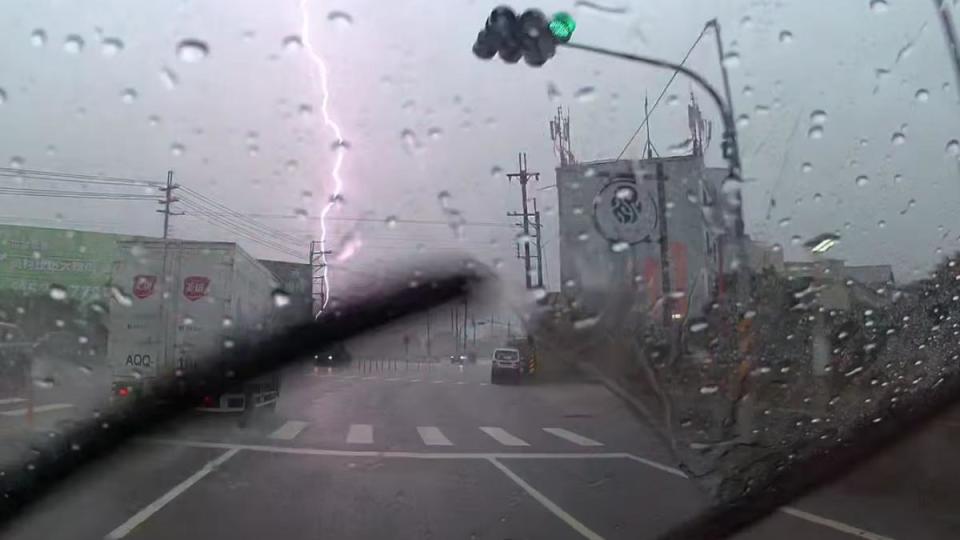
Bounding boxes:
1 2 959 539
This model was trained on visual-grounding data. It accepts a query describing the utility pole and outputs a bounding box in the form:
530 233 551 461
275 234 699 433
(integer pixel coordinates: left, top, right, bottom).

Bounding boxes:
309 241 332 316
472 316 476 347
655 162 673 330
506 153 539 289
157 170 183 239
532 199 544 289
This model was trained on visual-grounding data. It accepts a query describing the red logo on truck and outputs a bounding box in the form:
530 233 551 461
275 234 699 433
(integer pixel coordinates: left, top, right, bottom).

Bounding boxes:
183 276 210 301
132 275 157 299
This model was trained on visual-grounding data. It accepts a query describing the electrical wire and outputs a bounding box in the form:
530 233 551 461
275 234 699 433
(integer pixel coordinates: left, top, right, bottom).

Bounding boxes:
178 187 305 245
0 186 156 200
177 199 304 259
614 25 709 160
0 167 160 187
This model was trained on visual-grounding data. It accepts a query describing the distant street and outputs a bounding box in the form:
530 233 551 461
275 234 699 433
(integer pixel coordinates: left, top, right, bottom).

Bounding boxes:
0 358 948 539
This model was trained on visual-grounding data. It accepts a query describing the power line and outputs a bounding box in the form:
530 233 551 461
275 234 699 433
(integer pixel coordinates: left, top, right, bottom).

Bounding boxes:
178 187 305 245
197 213 515 228
178 199 304 259
614 25 709 160
177 199 304 254
0 186 157 200
0 167 160 186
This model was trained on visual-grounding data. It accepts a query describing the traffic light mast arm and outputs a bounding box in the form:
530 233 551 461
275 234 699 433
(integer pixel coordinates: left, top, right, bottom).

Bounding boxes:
558 40 737 173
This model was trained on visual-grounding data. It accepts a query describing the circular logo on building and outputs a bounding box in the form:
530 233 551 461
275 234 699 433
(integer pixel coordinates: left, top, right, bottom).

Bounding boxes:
592 179 658 244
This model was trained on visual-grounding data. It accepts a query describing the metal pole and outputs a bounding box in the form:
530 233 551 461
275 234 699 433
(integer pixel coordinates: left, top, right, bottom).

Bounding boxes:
426 310 431 359
519 154 533 289
656 162 672 329
463 296 469 351
533 199 544 289
162 170 174 239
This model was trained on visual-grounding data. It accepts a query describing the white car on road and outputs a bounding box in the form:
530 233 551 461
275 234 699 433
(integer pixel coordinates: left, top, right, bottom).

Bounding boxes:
491 348 522 383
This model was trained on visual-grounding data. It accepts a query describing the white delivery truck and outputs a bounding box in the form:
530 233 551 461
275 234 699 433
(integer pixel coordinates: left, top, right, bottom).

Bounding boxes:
107 240 282 412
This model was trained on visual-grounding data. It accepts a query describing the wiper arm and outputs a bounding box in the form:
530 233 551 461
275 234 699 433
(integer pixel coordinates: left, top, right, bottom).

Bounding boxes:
0 262 486 526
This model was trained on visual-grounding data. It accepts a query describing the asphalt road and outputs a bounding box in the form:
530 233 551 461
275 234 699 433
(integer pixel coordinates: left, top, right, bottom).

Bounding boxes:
0 358 952 539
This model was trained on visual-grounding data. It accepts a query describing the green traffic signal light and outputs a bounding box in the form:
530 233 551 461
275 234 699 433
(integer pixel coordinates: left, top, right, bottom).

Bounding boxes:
549 12 576 43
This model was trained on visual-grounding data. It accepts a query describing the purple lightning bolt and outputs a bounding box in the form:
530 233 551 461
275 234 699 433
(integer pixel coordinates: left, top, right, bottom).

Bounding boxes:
299 0 346 312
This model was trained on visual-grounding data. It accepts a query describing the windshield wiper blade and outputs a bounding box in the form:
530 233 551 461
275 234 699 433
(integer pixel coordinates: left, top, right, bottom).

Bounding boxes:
0 262 487 527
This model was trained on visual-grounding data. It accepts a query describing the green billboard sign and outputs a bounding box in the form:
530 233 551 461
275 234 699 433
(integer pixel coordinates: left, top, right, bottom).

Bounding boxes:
0 224 132 303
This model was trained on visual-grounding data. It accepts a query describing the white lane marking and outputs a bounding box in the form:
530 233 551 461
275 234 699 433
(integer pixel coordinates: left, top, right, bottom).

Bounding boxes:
478 383 489 386
543 428 603 447
431 380 445 384
479 427 529 447
341 375 358 379
385 377 402 382
0 403 74 416
0 398 26 405
619 456 894 539
487 457 604 540
456 381 466 385
268 420 309 440
417 426 453 446
361 376 377 381
410 379 421 383
779 507 896 540
106 448 239 539
346 424 373 444
145 438 631 460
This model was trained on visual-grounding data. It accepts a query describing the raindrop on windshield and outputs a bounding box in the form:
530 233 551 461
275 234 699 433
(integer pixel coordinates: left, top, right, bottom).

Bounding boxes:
110 286 133 307
915 88 930 102
810 110 828 124
121 88 138 104
401 129 421 153
30 29 46 47
48 284 68 301
855 175 870 187
946 139 960 156
490 166 503 178
282 35 303 52
666 94 678 106
736 114 750 128
869 0 889 13
9 156 23 169
891 132 906 145
34 377 55 389
779 30 794 44
98 38 124 58
327 11 353 26
611 242 630 253
63 35 84 54
384 216 398 229
427 127 443 140
742 85 754 97
546 82 562 102
272 289 291 308
778 217 791 228
808 126 824 139
877 220 887 229
574 86 596 102
170 143 185 156
721 51 741 68
801 162 813 173
176 39 209 62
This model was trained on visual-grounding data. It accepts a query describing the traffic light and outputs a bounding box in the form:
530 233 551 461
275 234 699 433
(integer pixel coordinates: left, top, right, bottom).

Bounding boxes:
472 7 575 67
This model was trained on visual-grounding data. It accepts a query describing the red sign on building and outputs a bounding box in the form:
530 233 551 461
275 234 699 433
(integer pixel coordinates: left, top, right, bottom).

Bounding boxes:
182 276 210 301
132 275 157 299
